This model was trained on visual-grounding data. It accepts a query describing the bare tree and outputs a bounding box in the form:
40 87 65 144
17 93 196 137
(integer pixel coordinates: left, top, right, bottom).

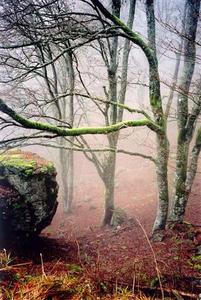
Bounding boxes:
86 0 201 234
78 0 137 226
169 0 201 223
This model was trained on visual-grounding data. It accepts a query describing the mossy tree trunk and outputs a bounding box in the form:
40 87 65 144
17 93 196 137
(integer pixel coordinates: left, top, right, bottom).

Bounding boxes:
185 128 201 199
169 0 200 223
146 0 169 233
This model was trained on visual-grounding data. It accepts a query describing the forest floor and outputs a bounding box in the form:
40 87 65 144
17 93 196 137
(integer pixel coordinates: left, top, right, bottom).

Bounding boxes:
0 165 201 299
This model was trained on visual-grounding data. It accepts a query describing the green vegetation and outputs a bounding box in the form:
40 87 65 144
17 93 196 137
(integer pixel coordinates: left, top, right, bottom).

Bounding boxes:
40 162 55 174
0 249 199 299
66 263 83 275
0 270 153 300
0 153 36 169
190 255 201 272
0 151 55 176
0 249 13 268
0 100 162 137
0 254 152 300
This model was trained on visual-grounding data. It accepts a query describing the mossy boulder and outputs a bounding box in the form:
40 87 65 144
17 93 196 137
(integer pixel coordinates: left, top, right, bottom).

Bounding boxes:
0 150 58 240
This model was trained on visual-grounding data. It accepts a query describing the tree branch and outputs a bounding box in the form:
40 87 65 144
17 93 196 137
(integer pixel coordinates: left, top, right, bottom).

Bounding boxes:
0 99 162 137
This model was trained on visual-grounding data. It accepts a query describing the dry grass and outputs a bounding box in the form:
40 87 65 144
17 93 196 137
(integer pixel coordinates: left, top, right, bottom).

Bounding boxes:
1 269 153 300
11 275 93 300
0 250 161 299
0 249 13 268
1 273 153 300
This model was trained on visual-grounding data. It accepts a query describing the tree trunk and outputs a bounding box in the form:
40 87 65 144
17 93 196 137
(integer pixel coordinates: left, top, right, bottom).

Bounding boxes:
101 0 120 225
102 152 116 226
57 50 75 213
67 145 74 211
60 140 74 214
153 134 169 232
101 0 136 226
146 0 169 233
185 129 201 197
170 140 190 222
170 129 201 222
118 0 136 122
102 148 116 226
65 51 75 212
169 0 200 223
59 146 69 213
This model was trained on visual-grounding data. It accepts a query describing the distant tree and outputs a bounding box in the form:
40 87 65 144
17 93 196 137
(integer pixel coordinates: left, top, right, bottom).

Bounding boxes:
77 0 137 226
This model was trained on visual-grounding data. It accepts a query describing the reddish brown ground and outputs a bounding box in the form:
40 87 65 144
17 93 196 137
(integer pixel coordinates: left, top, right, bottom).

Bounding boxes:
0 153 201 297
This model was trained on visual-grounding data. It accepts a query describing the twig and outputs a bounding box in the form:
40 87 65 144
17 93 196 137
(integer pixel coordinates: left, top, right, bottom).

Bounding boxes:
40 253 47 278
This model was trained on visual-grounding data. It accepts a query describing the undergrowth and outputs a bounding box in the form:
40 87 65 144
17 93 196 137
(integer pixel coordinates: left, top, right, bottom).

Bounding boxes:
0 271 152 300
0 222 199 300
0 249 154 300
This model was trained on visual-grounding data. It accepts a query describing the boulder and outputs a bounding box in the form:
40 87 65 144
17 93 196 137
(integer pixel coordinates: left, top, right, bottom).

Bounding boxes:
0 150 58 239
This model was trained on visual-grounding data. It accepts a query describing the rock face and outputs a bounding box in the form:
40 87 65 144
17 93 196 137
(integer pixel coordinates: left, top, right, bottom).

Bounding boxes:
0 150 58 239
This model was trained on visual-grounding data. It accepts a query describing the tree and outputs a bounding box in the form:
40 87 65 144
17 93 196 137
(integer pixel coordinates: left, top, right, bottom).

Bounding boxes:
101 0 136 226
169 0 201 222
77 0 137 226
84 0 201 233
85 0 169 233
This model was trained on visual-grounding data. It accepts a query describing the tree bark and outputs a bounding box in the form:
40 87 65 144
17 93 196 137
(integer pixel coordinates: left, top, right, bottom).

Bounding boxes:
61 51 75 213
102 142 117 226
100 0 119 226
66 51 75 212
169 0 200 223
153 134 169 231
186 129 201 197
118 0 136 122
146 0 169 233
102 0 136 226
60 146 69 213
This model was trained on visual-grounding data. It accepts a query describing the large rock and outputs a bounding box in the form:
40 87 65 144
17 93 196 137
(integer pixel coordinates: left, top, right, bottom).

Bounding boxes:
0 150 58 239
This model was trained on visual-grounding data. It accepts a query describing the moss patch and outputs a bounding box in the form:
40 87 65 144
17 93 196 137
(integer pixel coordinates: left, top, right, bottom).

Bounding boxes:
0 150 55 176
